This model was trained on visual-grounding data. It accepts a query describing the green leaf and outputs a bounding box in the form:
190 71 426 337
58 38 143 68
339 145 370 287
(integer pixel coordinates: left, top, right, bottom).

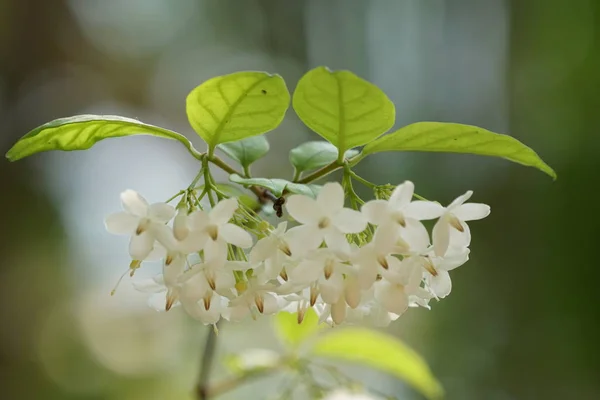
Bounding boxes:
5 115 202 162
311 328 443 400
292 66 395 157
289 141 359 173
229 174 321 198
218 135 270 169
361 122 556 179
274 308 321 347
186 71 290 148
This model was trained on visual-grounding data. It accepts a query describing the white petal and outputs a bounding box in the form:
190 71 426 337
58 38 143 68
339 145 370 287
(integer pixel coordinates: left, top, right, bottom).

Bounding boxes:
220 223 253 248
105 212 138 234
152 224 178 250
210 198 238 225
129 233 155 260
214 269 236 290
432 219 450 257
439 247 470 271
148 202 176 223
120 190 149 217
447 190 473 210
274 221 288 235
285 225 324 255
148 292 169 311
163 257 185 287
261 292 280 315
449 222 471 249
330 299 347 325
401 219 431 253
375 281 408 315
332 208 367 233
371 224 400 253
403 201 445 220
225 303 250 322
146 242 167 261
285 195 319 224
181 300 221 325
132 275 165 293
188 210 210 229
204 239 228 265
429 270 452 298
320 274 343 304
181 274 210 302
453 203 490 221
356 263 378 290
317 182 344 216
249 237 276 264
344 278 361 308
323 229 351 255
389 181 414 209
290 259 324 284
361 200 389 225
224 260 253 271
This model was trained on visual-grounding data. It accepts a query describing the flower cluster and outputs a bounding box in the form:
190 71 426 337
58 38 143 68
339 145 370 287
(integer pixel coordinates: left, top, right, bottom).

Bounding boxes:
105 181 490 327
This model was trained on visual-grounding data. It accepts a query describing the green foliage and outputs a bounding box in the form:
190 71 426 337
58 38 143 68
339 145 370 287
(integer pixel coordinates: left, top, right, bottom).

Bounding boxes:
289 141 359 174
218 136 270 169
310 328 443 400
229 174 321 197
292 67 395 158
274 309 321 348
5 115 200 161
186 71 290 150
361 122 556 179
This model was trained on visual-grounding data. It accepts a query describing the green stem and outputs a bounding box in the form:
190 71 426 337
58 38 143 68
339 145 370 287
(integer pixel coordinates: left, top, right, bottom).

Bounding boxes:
207 155 265 199
201 157 217 207
243 165 251 178
348 169 376 189
342 166 364 208
190 164 206 189
292 168 302 182
165 190 185 203
196 325 218 400
207 154 240 176
297 161 342 184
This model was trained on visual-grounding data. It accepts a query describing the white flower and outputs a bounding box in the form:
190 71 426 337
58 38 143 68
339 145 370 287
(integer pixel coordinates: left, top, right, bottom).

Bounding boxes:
285 182 367 253
362 181 444 227
432 191 490 256
187 198 253 263
340 286 402 327
249 222 293 281
105 190 175 260
289 248 355 305
422 246 470 298
132 256 186 312
374 256 428 316
178 265 231 325
353 225 398 289
224 279 280 321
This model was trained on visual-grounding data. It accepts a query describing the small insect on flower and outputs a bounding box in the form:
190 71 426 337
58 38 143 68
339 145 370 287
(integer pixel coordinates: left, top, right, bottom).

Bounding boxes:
273 196 285 218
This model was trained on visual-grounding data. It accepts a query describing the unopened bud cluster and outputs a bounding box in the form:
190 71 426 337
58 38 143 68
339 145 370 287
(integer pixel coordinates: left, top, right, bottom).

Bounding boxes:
105 181 490 326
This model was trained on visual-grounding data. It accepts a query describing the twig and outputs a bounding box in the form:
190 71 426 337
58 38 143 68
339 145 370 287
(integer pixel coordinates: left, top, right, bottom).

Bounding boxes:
197 325 218 399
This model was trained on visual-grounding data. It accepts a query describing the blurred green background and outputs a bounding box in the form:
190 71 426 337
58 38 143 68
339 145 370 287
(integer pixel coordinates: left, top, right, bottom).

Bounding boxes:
1 0 598 399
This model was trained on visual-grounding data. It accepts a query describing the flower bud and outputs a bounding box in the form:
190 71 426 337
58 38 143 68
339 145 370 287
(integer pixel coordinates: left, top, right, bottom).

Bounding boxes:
173 209 190 241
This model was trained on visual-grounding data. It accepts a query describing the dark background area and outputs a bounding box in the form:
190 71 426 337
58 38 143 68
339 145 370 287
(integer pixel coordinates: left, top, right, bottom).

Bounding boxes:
1 1 598 399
